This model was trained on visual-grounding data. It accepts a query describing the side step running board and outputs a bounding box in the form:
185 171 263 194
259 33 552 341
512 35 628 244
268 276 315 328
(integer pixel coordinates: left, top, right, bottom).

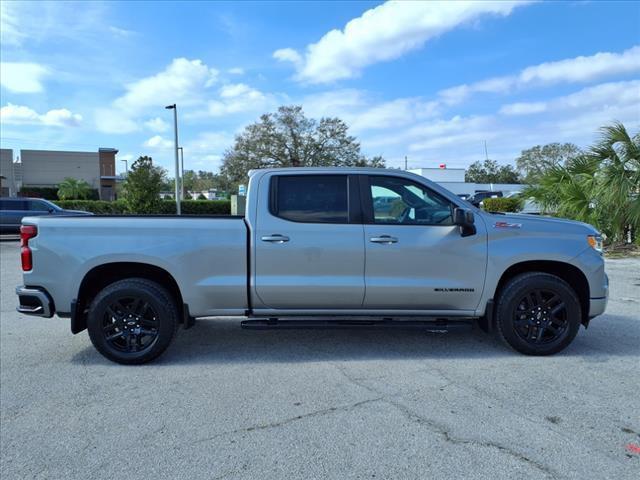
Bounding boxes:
241 318 473 332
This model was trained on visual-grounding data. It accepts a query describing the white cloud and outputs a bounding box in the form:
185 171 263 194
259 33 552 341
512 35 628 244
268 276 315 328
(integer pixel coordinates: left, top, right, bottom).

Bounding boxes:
95 108 139 134
1 103 82 126
0 63 50 93
187 132 234 152
273 48 303 67
440 45 640 105
182 132 235 170
143 135 173 149
208 83 272 117
351 98 439 132
499 102 547 116
219 83 254 98
275 0 527 84
96 58 219 133
301 89 438 133
108 25 136 37
144 117 170 132
500 80 640 116
0 2 25 46
114 58 218 113
519 46 640 84
356 77 640 169
302 89 368 119
0 1 113 46
227 67 245 75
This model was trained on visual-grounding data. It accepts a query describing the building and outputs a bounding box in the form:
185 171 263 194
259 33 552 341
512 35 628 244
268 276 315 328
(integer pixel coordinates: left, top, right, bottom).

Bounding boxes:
409 166 523 197
0 149 19 197
409 167 466 183
20 148 119 200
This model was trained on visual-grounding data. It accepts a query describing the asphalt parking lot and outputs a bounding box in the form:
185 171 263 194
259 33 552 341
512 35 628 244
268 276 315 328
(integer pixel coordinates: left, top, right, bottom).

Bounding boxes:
1 240 638 479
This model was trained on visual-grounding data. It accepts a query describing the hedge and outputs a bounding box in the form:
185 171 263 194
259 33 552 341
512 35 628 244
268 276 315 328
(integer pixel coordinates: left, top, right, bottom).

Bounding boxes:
20 186 99 200
482 197 522 213
55 199 231 215
19 187 60 200
56 200 127 214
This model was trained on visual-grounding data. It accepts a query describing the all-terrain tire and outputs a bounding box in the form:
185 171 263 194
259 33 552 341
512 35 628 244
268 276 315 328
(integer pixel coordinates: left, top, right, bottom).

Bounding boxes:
495 272 581 355
87 278 179 364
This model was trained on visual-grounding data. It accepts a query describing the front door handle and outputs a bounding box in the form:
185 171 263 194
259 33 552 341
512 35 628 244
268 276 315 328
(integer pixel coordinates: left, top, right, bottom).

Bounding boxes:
261 234 290 243
370 235 398 244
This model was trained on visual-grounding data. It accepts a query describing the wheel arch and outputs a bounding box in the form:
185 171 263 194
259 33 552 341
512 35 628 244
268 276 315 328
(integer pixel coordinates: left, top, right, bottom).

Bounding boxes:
494 260 590 326
72 262 185 334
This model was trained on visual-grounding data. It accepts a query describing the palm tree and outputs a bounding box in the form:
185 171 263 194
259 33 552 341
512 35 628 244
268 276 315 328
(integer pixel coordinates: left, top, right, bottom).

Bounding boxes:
590 122 640 242
57 177 91 200
524 122 639 243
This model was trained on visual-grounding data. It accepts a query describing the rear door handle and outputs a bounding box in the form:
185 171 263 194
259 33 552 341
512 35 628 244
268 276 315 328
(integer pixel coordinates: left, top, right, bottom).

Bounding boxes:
261 234 290 243
370 235 398 244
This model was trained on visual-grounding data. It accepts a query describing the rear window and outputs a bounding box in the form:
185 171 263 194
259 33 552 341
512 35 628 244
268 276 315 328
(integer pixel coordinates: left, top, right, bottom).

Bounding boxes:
0 200 26 210
271 175 348 223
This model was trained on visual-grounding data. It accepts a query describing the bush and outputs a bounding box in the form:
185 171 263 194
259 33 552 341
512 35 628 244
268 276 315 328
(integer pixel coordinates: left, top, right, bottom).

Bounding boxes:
482 197 522 213
54 199 231 215
160 200 231 215
56 200 127 214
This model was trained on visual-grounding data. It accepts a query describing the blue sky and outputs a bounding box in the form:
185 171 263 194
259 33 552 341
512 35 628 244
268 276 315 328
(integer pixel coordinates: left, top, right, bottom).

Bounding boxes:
1 1 639 176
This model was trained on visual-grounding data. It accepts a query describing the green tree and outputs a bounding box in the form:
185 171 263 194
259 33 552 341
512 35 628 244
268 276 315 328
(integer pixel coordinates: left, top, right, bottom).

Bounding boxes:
122 156 166 213
516 143 581 183
524 122 639 242
355 155 386 168
182 170 225 192
57 177 92 200
464 159 520 183
220 105 384 187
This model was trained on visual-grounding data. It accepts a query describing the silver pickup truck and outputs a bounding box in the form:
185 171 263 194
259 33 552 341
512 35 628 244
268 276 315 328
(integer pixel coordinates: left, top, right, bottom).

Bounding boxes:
16 167 608 364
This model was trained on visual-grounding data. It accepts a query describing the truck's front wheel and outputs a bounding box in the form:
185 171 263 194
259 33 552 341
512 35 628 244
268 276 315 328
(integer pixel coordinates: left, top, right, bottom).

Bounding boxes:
87 278 179 364
495 272 581 355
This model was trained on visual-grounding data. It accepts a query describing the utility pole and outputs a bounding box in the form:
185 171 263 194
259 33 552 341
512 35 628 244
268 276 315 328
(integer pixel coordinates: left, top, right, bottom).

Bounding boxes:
404 155 408 170
178 147 184 199
484 140 489 160
165 104 181 214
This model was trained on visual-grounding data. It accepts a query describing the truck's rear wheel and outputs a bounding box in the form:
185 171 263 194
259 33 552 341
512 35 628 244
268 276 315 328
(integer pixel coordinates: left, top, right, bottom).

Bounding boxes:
495 272 581 355
87 278 178 364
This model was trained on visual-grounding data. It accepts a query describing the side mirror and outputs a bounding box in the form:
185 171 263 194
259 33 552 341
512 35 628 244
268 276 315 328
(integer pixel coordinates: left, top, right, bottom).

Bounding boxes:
48 208 55 214
453 207 476 237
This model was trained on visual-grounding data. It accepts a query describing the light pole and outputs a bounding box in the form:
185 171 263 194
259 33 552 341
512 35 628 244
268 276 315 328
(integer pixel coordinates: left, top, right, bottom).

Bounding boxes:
178 147 184 199
165 103 181 214
120 159 128 175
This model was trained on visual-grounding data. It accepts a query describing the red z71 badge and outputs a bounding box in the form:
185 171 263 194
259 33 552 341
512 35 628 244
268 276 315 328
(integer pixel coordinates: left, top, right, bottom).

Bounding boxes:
494 221 522 229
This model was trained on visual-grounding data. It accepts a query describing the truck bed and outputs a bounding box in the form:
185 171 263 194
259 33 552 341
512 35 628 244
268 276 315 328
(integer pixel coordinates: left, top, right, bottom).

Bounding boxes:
22 215 249 317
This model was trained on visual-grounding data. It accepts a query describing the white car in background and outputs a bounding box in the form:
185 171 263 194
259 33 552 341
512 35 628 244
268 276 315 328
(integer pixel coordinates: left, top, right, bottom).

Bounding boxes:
504 191 542 215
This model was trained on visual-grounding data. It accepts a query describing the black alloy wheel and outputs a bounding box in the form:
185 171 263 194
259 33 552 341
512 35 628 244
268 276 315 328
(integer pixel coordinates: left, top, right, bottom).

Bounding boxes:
102 297 160 354
513 289 569 345
87 278 179 364
496 272 581 355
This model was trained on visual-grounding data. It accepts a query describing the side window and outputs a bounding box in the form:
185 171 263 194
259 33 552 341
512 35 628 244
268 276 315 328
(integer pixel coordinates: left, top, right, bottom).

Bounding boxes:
369 176 454 225
272 175 348 223
0 200 26 210
28 200 50 211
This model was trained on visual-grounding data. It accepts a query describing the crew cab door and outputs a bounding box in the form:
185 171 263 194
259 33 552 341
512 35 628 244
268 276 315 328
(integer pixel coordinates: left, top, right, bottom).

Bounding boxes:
361 174 487 311
253 173 365 309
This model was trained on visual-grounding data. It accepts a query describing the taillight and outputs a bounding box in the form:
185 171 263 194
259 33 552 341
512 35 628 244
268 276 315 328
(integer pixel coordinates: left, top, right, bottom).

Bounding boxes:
20 225 37 271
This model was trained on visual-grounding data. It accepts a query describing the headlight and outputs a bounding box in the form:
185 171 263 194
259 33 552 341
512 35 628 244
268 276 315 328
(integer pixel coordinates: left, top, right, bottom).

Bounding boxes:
587 235 603 253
